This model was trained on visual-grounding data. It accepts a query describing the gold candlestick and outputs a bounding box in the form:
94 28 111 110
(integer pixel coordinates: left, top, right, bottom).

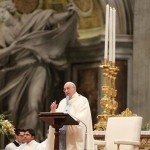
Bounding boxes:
94 60 119 130
100 59 110 115
95 59 111 130
109 62 119 115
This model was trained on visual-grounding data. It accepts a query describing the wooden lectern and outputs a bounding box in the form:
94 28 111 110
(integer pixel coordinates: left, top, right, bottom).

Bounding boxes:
38 112 79 150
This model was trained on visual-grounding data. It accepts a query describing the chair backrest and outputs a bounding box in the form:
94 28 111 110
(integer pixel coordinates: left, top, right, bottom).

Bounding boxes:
104 116 142 150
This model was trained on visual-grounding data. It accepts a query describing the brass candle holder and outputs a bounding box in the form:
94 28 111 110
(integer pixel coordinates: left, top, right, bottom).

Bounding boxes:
94 59 119 130
108 62 119 115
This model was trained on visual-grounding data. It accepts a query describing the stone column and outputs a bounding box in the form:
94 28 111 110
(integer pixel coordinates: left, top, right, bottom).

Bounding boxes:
132 0 150 125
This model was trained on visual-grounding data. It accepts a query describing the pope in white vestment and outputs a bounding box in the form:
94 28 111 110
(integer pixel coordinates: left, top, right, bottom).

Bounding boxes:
46 82 94 150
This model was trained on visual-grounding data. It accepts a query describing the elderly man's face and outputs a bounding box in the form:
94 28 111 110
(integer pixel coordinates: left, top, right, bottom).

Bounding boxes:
63 83 76 97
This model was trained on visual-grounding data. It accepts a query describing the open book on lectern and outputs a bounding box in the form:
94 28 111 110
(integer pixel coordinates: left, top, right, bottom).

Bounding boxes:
38 112 79 126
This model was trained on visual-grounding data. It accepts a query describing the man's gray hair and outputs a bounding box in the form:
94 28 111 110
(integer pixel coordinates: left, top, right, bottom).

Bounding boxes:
65 82 76 88
0 0 16 14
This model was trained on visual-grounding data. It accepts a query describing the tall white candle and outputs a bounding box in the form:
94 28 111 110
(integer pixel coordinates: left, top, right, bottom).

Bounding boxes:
112 8 116 63
104 5 109 59
109 7 113 62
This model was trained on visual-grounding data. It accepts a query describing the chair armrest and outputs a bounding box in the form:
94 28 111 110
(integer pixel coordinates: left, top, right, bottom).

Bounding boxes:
114 139 140 146
94 139 106 146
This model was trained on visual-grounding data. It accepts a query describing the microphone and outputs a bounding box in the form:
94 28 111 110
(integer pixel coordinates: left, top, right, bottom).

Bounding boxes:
68 113 87 150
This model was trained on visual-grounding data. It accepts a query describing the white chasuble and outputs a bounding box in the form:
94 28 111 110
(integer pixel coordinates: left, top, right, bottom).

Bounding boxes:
46 92 94 150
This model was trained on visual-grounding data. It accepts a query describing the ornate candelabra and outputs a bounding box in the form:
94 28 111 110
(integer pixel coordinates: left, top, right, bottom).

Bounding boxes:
94 59 119 130
94 4 118 130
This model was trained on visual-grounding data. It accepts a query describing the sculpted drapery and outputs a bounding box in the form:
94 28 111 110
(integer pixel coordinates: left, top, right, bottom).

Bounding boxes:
0 1 78 138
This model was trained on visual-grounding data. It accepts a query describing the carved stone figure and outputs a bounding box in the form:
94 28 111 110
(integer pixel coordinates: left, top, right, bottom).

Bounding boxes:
0 0 78 139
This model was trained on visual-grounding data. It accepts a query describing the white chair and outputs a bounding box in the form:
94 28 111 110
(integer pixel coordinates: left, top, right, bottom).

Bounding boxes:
94 116 143 150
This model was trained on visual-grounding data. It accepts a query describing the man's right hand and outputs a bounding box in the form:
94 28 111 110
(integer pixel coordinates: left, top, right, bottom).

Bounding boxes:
50 101 57 112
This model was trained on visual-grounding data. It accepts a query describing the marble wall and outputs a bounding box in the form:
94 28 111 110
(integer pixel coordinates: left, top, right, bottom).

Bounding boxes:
131 0 150 125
